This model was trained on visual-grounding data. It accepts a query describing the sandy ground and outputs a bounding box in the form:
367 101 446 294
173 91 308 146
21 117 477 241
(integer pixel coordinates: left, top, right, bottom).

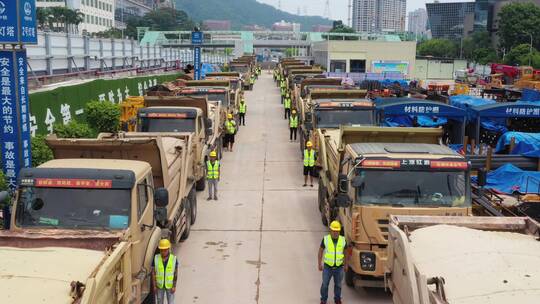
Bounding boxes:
173 73 392 304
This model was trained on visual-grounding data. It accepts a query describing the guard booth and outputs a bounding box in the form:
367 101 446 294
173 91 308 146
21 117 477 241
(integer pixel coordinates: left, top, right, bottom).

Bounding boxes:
467 102 540 147
375 98 467 144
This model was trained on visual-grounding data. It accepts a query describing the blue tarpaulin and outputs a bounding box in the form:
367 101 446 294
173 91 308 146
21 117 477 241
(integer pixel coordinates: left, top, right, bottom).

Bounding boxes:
520 88 540 102
472 164 540 194
495 132 540 154
376 99 465 127
201 64 220 78
384 116 448 127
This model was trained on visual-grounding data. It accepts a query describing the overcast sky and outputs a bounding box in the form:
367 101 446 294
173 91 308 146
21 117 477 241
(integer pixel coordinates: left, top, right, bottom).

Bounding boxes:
256 0 466 23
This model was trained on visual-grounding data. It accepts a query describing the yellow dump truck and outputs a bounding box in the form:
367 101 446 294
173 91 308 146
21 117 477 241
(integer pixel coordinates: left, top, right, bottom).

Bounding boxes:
0 134 196 303
140 95 223 189
298 89 373 165
318 126 472 288
386 215 540 303
205 71 244 104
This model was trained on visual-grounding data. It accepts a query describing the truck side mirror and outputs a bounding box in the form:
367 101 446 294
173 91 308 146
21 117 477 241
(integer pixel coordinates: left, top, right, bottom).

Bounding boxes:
336 193 351 208
477 168 487 187
154 188 169 207
351 176 364 188
338 174 349 193
206 127 213 136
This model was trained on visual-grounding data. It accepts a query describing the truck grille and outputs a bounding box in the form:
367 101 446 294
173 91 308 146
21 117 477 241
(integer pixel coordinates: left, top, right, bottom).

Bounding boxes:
378 219 389 241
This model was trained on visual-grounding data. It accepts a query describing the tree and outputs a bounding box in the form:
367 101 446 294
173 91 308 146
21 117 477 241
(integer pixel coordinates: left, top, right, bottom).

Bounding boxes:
497 3 540 52
417 39 458 58
36 7 84 33
461 31 500 64
327 21 357 40
504 43 540 68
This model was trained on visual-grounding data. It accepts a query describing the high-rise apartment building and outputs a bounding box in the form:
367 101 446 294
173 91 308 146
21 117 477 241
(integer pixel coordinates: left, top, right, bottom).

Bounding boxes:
408 8 428 36
426 1 475 39
114 0 153 29
352 0 406 32
37 0 116 33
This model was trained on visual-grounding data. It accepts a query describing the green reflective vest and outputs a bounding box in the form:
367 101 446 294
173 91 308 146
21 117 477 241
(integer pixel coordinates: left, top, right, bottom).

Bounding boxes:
226 120 236 134
207 160 220 179
154 254 176 289
323 235 346 267
284 98 291 109
239 103 247 114
280 81 285 88
250 77 255 84
289 116 298 128
304 149 315 167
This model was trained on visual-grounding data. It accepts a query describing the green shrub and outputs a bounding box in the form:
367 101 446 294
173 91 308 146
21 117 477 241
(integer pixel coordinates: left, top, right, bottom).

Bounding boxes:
54 121 95 138
31 135 54 167
0 170 7 192
85 100 121 133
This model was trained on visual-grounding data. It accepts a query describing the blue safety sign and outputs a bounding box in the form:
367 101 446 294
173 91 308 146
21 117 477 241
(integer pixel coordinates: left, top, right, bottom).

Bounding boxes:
0 49 32 190
191 31 203 45
194 47 201 80
0 0 37 45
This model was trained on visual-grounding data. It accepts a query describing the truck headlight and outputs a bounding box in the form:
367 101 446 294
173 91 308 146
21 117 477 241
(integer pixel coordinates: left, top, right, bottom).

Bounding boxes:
360 252 376 271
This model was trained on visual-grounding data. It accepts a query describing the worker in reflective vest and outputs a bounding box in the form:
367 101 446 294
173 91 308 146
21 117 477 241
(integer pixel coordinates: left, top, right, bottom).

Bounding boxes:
284 93 292 119
250 75 255 90
289 109 298 141
239 98 247 126
318 221 348 304
303 141 316 187
280 80 286 104
207 150 220 200
225 114 237 152
152 239 178 304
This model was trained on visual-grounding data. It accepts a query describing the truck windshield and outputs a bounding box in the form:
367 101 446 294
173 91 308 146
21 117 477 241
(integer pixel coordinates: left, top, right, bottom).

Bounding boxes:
356 170 469 207
140 117 196 132
206 93 229 107
316 110 374 128
16 186 131 229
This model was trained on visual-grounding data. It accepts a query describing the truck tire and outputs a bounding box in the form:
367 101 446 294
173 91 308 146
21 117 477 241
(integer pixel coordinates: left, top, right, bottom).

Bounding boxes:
345 268 355 287
189 188 197 225
196 177 206 191
180 205 192 241
143 289 156 304
318 181 326 212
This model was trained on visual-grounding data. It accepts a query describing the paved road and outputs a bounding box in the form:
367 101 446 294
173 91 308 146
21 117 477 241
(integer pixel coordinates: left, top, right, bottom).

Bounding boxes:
174 73 392 304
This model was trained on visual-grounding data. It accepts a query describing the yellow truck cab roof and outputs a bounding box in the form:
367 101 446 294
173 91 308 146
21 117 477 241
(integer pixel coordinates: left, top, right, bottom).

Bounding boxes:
39 159 150 180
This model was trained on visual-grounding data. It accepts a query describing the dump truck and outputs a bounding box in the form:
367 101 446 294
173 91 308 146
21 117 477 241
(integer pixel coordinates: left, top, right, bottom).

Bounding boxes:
0 134 197 302
295 78 342 107
298 89 372 160
317 126 472 288
205 71 243 103
386 215 540 303
175 84 234 127
139 95 223 188
229 62 252 90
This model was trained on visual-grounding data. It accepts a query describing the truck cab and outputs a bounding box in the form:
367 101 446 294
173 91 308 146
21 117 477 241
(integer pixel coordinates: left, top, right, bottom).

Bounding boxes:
318 127 472 288
1 159 167 303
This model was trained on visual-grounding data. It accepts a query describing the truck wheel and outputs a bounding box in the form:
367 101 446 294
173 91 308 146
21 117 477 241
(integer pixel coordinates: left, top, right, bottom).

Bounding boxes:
143 288 155 304
180 206 192 241
345 268 355 287
321 204 329 226
318 181 326 212
196 177 206 191
189 188 197 225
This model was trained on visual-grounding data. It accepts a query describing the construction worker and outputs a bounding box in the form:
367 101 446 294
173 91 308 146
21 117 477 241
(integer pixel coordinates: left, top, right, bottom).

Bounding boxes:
318 221 348 304
257 66 262 76
280 79 286 104
225 113 236 152
152 239 178 304
250 74 255 90
239 97 247 126
207 151 220 200
284 92 291 119
289 109 298 141
303 141 316 187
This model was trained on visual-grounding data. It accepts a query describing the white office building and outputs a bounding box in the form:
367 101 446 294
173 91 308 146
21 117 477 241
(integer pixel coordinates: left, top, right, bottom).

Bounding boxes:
352 0 406 32
408 8 428 36
37 0 115 33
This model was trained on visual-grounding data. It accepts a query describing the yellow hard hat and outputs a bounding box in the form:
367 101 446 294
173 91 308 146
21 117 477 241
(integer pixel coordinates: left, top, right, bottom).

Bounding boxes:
306 141 313 147
330 221 341 231
292 110 297 114
227 113 233 119
158 239 171 250
209 151 217 157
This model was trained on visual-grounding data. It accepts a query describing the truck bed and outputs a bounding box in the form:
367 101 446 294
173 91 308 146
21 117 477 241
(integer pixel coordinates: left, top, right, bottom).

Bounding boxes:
387 215 540 304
